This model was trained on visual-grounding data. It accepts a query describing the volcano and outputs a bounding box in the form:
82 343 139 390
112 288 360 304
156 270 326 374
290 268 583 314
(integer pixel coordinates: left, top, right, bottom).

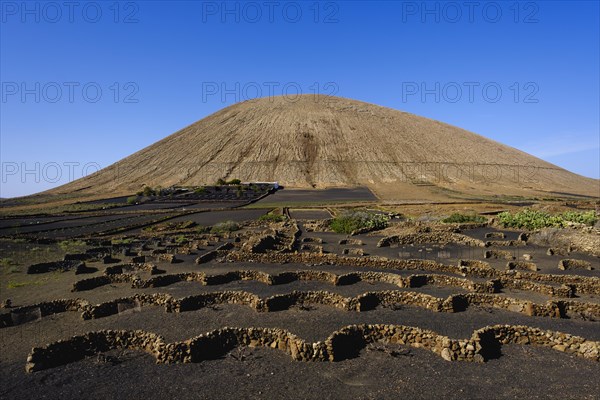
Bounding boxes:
53 95 598 201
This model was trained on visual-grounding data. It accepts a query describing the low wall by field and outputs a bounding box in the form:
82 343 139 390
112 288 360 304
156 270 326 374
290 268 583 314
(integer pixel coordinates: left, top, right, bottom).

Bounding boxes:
104 263 163 276
303 237 323 244
25 324 600 372
195 243 234 264
559 259 593 271
241 233 278 253
0 298 89 328
506 261 538 271
300 244 324 253
499 276 574 298
71 267 490 294
484 250 515 260
8 287 599 329
458 259 493 269
339 239 363 245
224 252 600 297
377 232 485 248
485 232 505 239
282 222 301 252
510 271 600 296
485 240 526 247
71 274 135 292
342 248 365 256
27 260 85 274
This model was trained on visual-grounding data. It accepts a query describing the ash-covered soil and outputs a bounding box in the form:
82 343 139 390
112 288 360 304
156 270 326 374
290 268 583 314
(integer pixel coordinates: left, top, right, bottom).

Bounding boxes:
1 211 599 399
1 345 599 400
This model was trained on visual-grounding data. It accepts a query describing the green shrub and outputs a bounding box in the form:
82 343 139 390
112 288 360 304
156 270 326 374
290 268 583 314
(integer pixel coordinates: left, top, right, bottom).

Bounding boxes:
211 220 240 233
111 238 134 245
259 213 285 223
330 210 389 234
178 221 197 229
142 186 155 197
227 179 241 185
498 209 598 230
0 258 18 270
442 213 487 224
143 220 196 233
174 235 189 244
7 281 28 288
58 240 86 252
195 226 210 234
7 279 46 289
126 196 138 205
194 187 207 194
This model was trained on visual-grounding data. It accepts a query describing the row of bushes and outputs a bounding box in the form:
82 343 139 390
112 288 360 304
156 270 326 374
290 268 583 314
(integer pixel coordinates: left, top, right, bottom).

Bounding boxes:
330 211 389 234
210 220 240 233
135 186 165 197
259 213 286 223
195 183 265 197
143 220 197 233
216 178 241 185
498 210 598 230
442 213 487 224
141 220 240 235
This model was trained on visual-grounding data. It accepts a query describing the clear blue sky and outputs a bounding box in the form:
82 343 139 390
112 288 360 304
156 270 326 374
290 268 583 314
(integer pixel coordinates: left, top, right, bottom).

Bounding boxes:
1 0 598 198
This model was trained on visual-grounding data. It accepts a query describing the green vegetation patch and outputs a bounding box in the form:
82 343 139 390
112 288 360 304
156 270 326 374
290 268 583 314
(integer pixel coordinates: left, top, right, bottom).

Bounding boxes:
259 212 286 223
442 213 487 224
7 278 49 289
136 185 165 197
216 178 242 185
58 240 86 253
498 209 598 230
0 257 17 268
330 210 389 234
1 257 21 273
174 235 189 244
211 220 240 233
111 238 135 245
143 220 197 233
195 226 211 234
7 281 30 289
127 196 138 205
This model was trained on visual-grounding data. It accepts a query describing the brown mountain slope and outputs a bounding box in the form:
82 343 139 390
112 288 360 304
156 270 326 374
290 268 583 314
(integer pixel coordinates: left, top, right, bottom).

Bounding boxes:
52 95 598 201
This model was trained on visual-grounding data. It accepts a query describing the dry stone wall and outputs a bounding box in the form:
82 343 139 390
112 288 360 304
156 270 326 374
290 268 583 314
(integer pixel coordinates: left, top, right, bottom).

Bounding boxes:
507 261 538 271
485 232 505 239
377 233 485 248
342 248 365 256
484 250 515 260
25 324 600 372
224 251 600 296
485 240 526 247
559 259 593 271
9 287 599 329
27 260 85 274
